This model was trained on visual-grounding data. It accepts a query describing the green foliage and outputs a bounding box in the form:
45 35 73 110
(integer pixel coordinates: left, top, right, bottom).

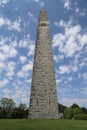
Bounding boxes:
63 103 86 120
73 107 82 115
70 103 79 109
0 98 28 119
0 107 3 118
0 98 87 120
58 103 67 113
0 98 15 110
74 114 87 120
0 98 15 118
12 105 28 119
81 107 87 114
64 108 73 119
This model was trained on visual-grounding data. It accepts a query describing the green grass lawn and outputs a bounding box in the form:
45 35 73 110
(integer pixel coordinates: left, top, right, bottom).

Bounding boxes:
0 119 87 130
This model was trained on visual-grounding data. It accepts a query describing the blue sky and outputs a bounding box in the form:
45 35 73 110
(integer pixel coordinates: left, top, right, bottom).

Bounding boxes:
0 0 87 107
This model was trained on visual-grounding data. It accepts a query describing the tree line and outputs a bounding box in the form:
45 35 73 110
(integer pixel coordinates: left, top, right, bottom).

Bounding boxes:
59 103 87 120
0 97 87 119
0 98 28 119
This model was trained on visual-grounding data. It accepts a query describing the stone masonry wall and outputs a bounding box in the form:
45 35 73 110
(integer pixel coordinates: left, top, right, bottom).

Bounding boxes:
29 10 59 119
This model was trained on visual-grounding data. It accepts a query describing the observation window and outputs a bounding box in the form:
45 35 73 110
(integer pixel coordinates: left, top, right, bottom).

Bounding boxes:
40 23 46 27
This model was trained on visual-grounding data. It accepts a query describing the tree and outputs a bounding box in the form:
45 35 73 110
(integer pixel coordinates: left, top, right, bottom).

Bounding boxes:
0 106 3 118
12 103 28 119
64 108 73 119
0 97 15 118
19 103 26 110
70 103 79 109
81 107 87 114
73 107 82 115
58 103 67 113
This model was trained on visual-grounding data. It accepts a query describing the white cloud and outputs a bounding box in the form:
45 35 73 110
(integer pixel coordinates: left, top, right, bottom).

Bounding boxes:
6 61 16 79
2 88 11 97
65 41 79 57
19 39 28 48
19 35 31 48
22 61 33 72
79 57 87 68
71 66 78 72
2 88 10 94
54 20 66 28
65 25 81 37
1 44 18 58
59 65 69 74
40 1 44 8
75 8 79 13
8 20 21 32
0 36 9 45
79 12 86 16
53 55 58 62
17 71 29 78
33 0 39 2
21 97 29 105
0 16 21 32
0 62 5 69
28 44 35 56
63 0 86 17
20 56 27 64
10 90 26 104
28 12 37 23
68 77 73 81
0 0 9 7
80 34 87 47
9 85 30 105
7 61 16 71
0 52 6 61
53 55 64 63
1 45 9 52
19 35 35 56
56 79 62 84
0 79 9 88
17 61 33 78
9 47 18 57
11 40 18 47
32 0 44 8
0 38 18 76
53 19 87 57
63 0 71 10
58 63 78 75
81 87 87 96
79 62 85 67
7 71 14 79
83 73 87 80
0 17 5 26
25 79 32 83
62 97 87 107
75 8 86 16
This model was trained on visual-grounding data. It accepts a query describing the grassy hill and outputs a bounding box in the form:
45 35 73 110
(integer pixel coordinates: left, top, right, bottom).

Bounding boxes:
0 119 87 130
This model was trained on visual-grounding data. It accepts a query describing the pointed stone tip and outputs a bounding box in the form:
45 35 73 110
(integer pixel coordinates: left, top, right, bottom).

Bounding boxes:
40 8 46 12
39 9 48 22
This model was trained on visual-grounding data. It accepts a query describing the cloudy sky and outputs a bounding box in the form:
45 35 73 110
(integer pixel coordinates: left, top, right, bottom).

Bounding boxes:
0 0 87 107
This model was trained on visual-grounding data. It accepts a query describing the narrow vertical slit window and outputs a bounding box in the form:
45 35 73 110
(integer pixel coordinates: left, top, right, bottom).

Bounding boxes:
37 100 38 105
49 100 50 106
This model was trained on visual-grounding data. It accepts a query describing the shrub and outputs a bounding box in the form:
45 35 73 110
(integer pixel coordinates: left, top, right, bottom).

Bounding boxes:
64 108 73 119
74 114 87 120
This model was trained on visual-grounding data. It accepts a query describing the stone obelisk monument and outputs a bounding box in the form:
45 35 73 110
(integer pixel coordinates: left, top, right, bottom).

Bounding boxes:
29 9 59 119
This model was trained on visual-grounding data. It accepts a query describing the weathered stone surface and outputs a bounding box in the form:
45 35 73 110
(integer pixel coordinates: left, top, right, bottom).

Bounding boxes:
28 9 59 119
